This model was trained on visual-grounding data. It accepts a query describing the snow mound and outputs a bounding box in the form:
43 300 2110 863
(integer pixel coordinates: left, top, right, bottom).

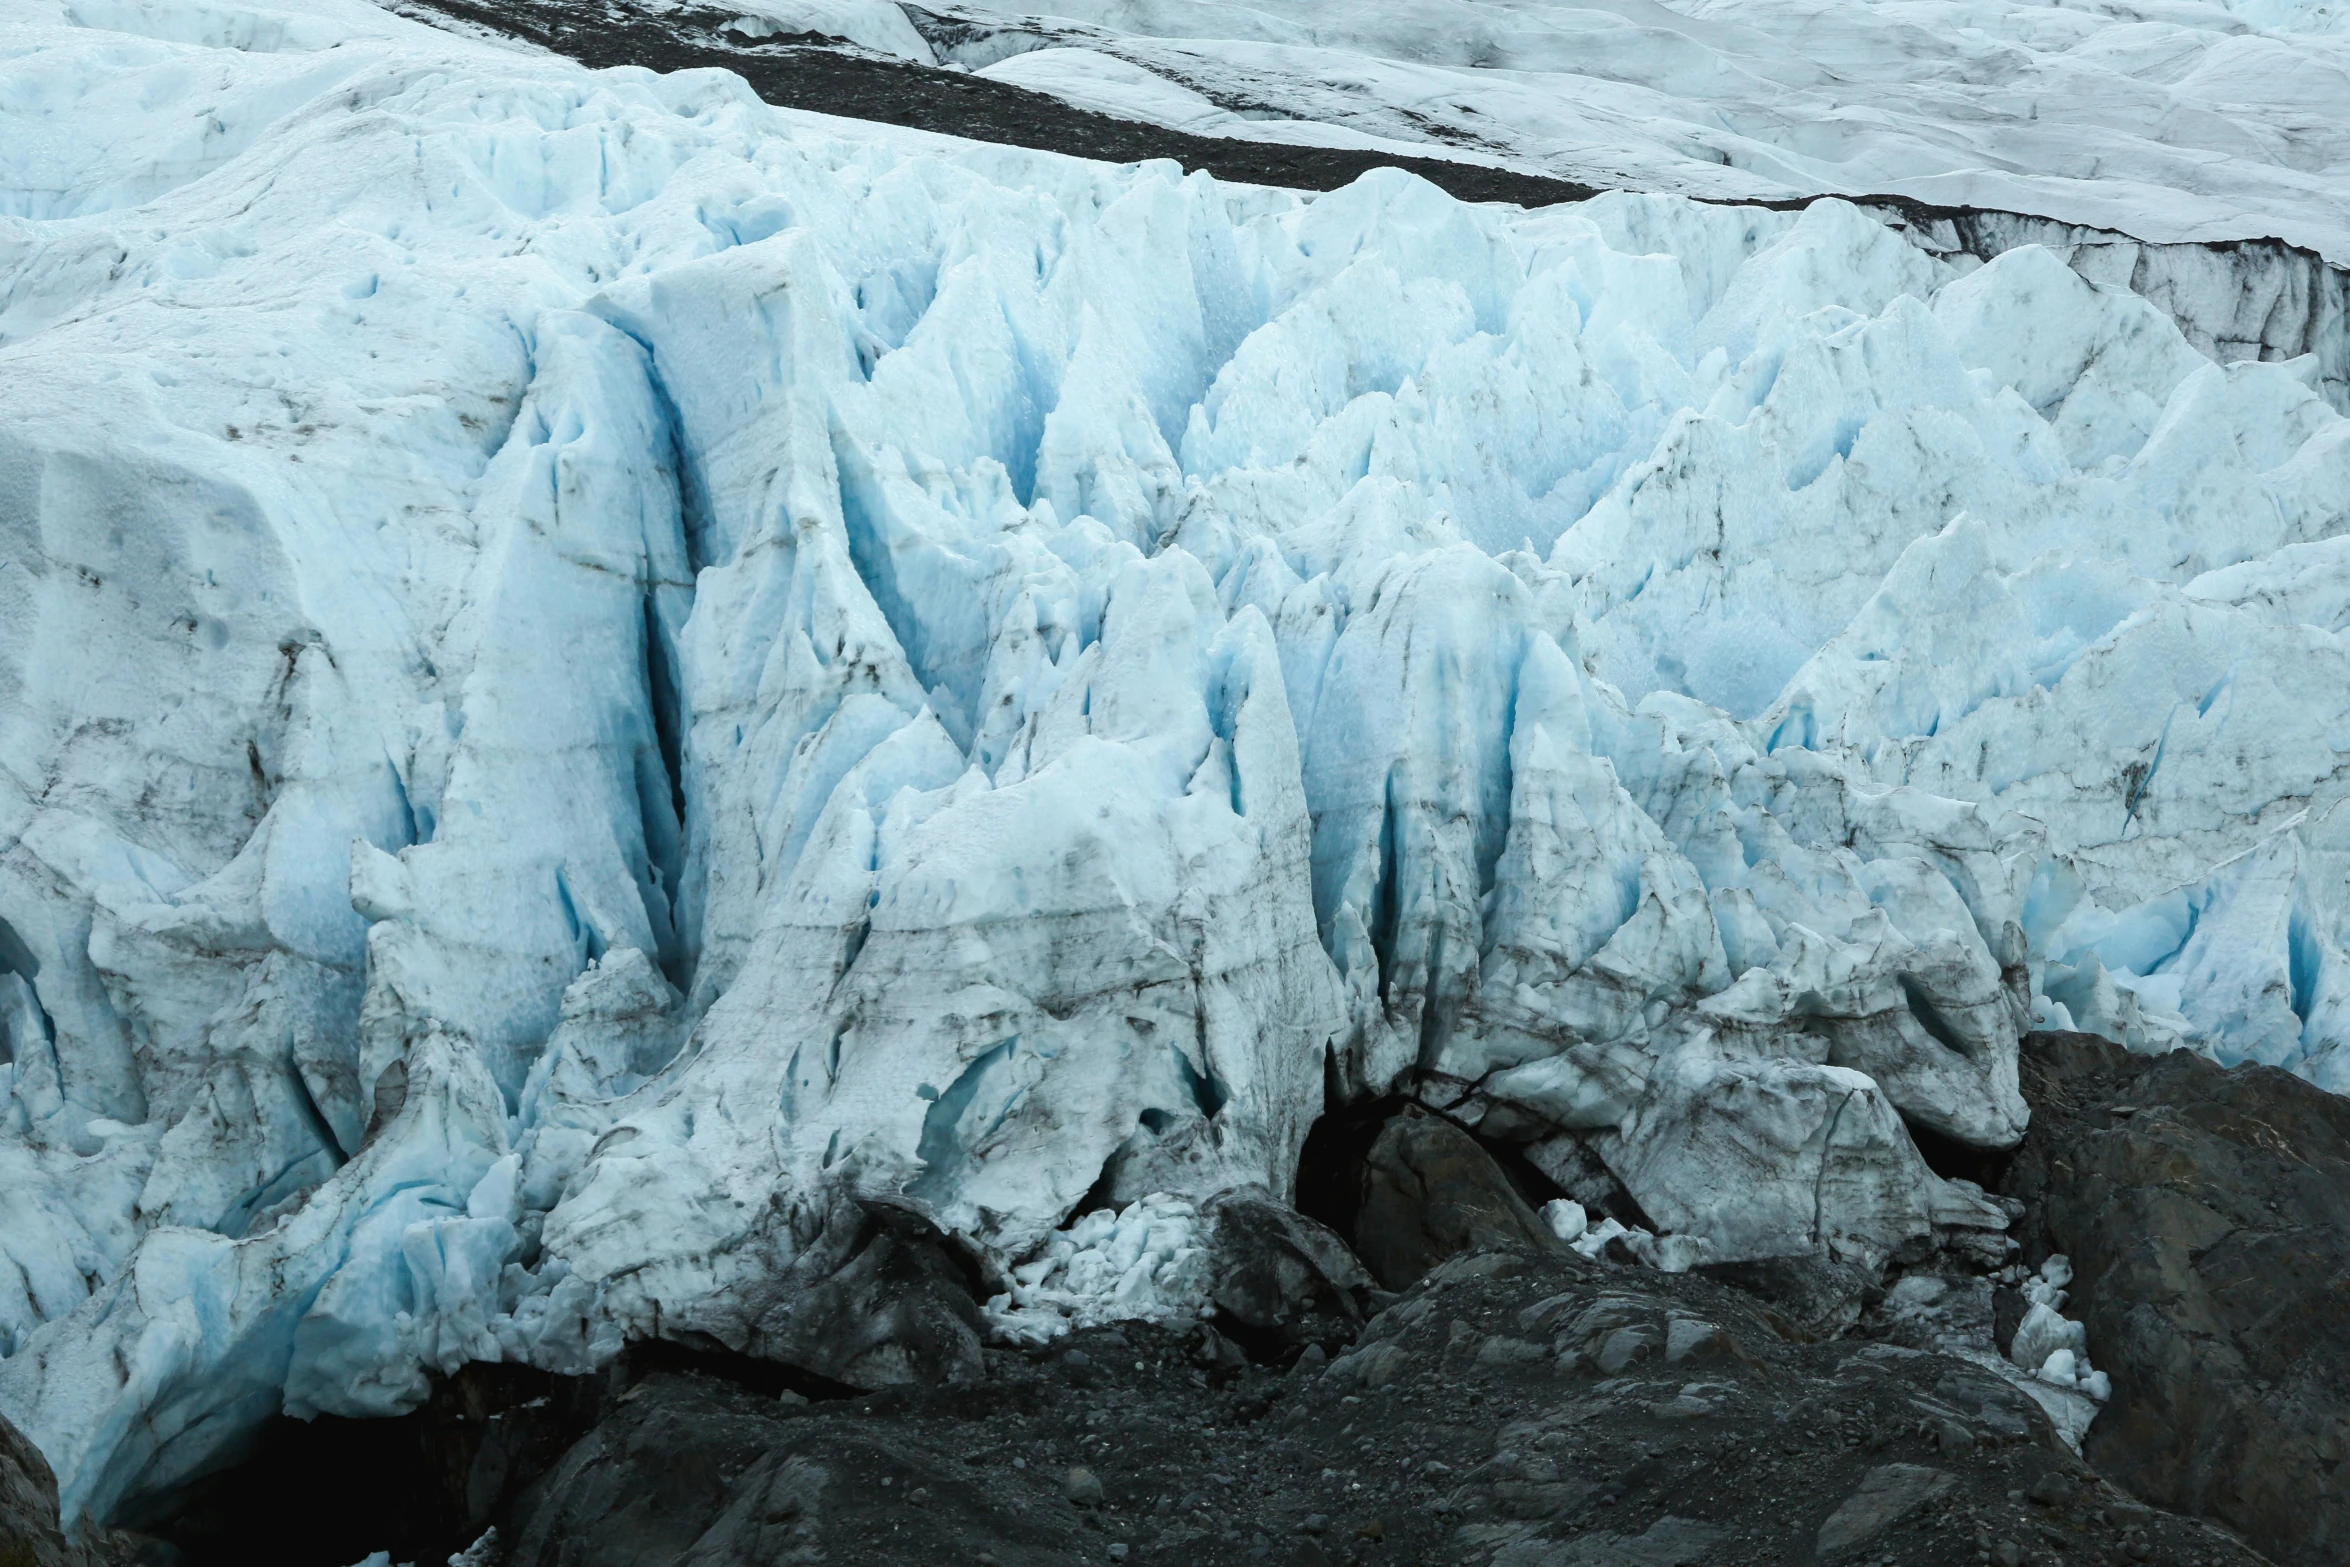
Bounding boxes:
0 0 2346 1523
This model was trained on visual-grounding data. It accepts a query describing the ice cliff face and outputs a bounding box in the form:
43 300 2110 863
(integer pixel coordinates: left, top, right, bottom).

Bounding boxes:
2 0 2349 1527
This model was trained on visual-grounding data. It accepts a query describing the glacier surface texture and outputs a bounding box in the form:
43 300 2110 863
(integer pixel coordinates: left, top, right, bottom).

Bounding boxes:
785 0 2350 260
2 0 2349 1525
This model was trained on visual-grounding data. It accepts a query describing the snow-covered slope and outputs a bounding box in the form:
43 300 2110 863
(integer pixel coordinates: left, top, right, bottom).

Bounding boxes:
2 0 2348 1527
868 0 2350 261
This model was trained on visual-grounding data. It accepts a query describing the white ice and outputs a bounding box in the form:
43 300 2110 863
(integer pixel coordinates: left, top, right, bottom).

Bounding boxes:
984 1192 1212 1341
0 0 2344 1524
2010 1253 2111 1401
1994 1253 2111 1447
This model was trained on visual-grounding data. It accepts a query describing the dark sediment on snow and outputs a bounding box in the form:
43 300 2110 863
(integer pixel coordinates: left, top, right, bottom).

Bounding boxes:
393 0 1603 208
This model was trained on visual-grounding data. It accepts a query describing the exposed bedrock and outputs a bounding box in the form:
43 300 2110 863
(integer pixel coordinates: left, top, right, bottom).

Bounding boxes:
1998 1031 2350 1567
0 1409 132 1567
1335 1108 1564 1291
102 1061 2324 1567
132 1245 2273 1567
1192 1187 1379 1360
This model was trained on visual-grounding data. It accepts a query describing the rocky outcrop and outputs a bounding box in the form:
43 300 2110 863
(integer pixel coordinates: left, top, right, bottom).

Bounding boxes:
1346 1111 1564 1290
485 1247 2262 1567
699 1198 991 1391
1196 1189 1379 1358
0 1414 127 1567
121 1079 2316 1567
2000 1030 2350 1567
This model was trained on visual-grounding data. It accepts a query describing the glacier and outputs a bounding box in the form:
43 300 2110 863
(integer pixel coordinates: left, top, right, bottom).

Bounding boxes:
2 0 2349 1528
733 0 2350 261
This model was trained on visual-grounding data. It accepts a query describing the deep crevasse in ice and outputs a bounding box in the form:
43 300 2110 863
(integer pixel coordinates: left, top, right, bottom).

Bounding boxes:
1 0 2348 1523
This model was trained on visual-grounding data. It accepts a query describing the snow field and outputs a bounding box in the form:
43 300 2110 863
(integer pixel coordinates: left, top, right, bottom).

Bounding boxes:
885 0 2350 261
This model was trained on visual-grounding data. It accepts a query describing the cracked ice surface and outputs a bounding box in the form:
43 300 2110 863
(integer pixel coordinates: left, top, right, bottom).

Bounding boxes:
2 0 2349 1523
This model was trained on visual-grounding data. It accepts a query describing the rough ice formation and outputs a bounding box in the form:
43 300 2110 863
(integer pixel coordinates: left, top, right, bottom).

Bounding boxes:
983 1192 1212 1341
1 0 2348 1524
1868 1253 2108 1452
2001 1254 2110 1451
2009 1254 2111 1403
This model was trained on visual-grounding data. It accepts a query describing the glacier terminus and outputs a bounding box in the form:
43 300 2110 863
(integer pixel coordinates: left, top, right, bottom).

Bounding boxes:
0 0 2346 1535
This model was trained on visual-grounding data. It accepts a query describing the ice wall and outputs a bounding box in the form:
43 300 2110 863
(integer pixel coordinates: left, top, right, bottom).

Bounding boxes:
1 0 2347 1524
1874 207 2350 416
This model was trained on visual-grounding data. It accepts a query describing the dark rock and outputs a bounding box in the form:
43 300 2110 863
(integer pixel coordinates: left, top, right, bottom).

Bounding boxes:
125 1048 2319 1567
1492 1515 1720 1565
502 1374 1092 1567
460 1244 2283 1567
2000 1030 2350 1567
1990 1283 2027 1352
1815 1463 1958 1555
120 1360 616 1567
1693 1253 1878 1340
1 1411 133 1567
501 1375 793 1567
1197 1187 1375 1358
723 1195 988 1390
1189 1324 1247 1379
1348 1109 1563 1288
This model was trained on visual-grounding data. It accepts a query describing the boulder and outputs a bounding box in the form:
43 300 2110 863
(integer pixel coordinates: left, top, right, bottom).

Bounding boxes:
2000 1031 2350 1567
0 1411 128 1567
715 1195 989 1390
1349 1110 1561 1288
1197 1187 1377 1356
